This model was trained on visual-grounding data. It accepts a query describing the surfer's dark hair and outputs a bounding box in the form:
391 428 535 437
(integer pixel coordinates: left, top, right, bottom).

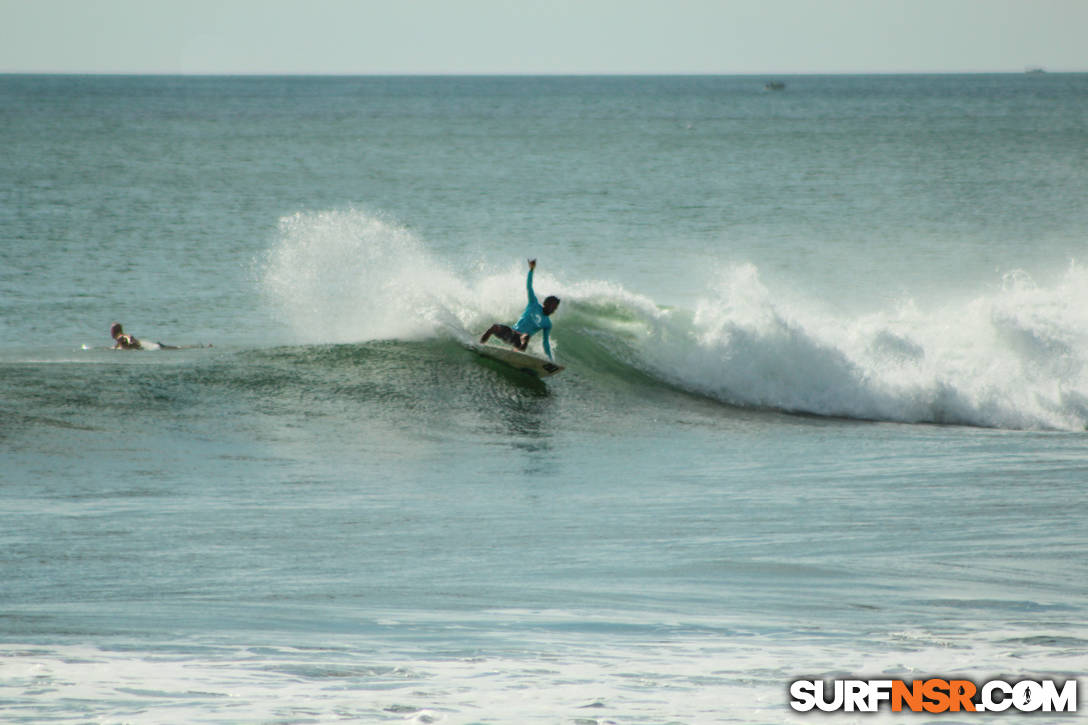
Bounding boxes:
544 295 560 307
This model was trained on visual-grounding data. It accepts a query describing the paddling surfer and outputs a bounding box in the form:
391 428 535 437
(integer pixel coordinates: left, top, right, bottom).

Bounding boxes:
109 322 189 350
480 259 560 360
110 322 143 350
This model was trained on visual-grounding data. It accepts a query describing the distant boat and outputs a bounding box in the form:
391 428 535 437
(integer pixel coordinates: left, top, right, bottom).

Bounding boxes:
765 81 786 91
1025 67 1047 74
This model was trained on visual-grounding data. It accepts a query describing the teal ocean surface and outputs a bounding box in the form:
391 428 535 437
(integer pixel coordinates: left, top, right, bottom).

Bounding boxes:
2 75 1086 722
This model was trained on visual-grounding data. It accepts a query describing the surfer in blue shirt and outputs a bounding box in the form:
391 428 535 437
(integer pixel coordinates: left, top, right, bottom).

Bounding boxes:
480 259 560 360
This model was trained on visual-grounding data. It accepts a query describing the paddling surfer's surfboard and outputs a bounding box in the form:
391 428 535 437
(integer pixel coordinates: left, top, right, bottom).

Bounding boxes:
81 343 212 351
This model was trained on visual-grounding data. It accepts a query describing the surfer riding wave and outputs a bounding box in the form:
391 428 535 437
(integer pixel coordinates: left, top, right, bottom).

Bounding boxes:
480 259 560 360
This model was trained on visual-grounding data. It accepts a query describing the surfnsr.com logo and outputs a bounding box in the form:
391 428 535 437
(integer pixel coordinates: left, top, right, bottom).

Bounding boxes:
789 678 1078 713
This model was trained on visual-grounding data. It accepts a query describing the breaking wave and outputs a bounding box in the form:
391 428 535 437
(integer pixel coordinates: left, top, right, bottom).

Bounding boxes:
261 209 1088 430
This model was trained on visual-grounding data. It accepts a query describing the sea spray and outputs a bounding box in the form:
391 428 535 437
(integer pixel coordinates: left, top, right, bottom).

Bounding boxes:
261 208 574 351
261 209 475 343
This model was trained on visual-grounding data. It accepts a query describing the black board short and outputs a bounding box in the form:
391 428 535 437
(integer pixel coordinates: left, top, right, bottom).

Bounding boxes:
491 324 528 349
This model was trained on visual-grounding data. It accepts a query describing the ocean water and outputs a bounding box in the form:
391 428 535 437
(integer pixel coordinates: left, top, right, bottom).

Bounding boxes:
2 74 1087 723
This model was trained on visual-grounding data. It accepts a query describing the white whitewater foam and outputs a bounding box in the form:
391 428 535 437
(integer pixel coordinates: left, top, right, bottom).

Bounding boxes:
631 262 1088 430
3 623 1081 724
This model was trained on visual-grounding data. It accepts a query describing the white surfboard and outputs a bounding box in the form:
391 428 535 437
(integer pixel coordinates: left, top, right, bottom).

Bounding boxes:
81 343 212 351
468 342 564 377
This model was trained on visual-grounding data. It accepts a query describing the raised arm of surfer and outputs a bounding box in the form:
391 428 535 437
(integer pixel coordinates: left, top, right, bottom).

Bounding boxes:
480 259 561 360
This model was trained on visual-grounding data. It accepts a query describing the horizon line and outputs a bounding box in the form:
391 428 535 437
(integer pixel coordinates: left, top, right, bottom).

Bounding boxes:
3 68 1085 78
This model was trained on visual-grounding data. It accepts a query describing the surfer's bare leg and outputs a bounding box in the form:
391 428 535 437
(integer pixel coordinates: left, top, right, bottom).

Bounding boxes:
516 333 529 351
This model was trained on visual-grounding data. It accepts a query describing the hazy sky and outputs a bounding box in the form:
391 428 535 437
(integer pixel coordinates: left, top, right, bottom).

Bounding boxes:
2 0 1085 75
